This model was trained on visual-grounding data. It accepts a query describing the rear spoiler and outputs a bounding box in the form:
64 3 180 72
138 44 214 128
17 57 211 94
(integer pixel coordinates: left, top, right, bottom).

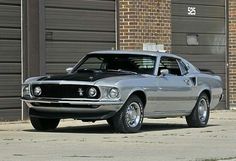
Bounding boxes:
199 69 215 74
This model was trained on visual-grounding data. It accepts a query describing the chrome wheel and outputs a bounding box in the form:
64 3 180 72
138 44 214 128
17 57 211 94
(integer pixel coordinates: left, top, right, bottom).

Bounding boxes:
112 95 144 133
186 93 209 127
198 98 208 122
125 102 141 128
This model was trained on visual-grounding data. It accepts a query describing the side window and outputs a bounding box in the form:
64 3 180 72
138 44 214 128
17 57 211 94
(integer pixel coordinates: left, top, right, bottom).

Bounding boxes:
158 57 182 76
177 59 189 75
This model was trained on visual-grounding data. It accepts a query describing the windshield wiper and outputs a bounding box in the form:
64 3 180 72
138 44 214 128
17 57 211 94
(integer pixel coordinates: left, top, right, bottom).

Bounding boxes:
106 69 137 74
76 68 102 73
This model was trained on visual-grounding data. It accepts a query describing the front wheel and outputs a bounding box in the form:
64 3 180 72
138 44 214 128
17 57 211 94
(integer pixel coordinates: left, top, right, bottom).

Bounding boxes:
30 117 60 131
106 118 114 129
186 93 210 127
111 95 144 133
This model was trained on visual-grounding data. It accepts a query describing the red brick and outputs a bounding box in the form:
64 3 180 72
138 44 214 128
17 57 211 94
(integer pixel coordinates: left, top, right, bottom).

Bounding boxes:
119 0 171 51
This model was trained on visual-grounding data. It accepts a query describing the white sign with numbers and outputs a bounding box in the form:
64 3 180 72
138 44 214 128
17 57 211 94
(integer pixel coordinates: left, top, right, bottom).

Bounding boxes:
188 7 196 16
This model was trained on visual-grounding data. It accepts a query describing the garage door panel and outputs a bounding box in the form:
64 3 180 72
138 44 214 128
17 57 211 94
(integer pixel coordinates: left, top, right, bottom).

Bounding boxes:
0 75 21 97
45 0 115 74
0 97 20 109
172 0 225 6
45 0 115 11
0 75 20 85
0 2 21 120
47 63 75 74
0 0 20 5
193 67 225 73
0 28 20 39
172 4 225 18
191 61 225 69
0 109 21 121
172 46 225 55
46 30 115 42
0 86 20 97
172 33 226 46
177 54 225 62
46 8 115 31
0 5 20 27
172 17 225 33
172 1 226 109
0 63 21 74
0 40 20 61
46 42 115 63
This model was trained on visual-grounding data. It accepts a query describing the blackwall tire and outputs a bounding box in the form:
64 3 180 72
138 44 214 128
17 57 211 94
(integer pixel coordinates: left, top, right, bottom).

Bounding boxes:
186 93 210 127
30 117 60 131
106 118 114 129
111 95 144 133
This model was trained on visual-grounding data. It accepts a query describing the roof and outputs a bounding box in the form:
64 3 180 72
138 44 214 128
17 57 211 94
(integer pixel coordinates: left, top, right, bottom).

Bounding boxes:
89 50 175 57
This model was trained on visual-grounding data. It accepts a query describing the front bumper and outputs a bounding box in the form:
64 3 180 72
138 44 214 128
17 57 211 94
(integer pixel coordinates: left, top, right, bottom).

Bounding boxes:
22 98 124 120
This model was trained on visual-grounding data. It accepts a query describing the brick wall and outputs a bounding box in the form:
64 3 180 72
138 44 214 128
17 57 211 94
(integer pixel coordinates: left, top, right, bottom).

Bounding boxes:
119 0 171 51
229 0 236 108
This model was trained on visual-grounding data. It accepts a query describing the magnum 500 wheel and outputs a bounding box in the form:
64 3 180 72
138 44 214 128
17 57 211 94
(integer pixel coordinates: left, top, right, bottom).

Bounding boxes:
111 95 144 133
186 93 210 127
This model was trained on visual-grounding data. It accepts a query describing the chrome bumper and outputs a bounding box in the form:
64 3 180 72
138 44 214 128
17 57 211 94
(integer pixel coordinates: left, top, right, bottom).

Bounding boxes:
24 99 123 106
22 98 124 120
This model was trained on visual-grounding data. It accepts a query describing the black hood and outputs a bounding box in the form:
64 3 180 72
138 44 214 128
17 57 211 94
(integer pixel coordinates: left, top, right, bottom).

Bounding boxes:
38 71 133 82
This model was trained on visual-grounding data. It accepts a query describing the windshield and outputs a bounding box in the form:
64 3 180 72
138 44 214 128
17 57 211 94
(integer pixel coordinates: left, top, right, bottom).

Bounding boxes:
74 54 156 75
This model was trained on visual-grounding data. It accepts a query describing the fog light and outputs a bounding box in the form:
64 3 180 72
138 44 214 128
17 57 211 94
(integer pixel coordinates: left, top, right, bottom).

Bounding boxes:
109 88 119 98
88 87 97 97
34 86 42 96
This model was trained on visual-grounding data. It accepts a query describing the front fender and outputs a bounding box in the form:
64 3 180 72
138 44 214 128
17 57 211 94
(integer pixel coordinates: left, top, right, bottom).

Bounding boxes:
24 76 46 84
121 87 147 105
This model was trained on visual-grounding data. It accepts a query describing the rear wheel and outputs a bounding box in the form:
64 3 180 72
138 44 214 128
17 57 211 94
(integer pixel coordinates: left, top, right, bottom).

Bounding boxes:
111 95 144 133
186 93 210 127
30 117 60 131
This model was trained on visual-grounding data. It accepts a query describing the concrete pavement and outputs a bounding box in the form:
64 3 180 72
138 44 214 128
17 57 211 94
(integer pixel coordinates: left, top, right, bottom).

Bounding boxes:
0 110 236 161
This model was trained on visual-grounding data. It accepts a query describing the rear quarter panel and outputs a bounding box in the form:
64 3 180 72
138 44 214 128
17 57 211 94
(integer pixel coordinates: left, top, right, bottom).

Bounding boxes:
195 73 223 109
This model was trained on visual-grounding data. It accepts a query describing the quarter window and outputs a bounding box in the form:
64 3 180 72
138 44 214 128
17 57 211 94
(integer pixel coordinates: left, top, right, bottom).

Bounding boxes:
177 59 189 75
158 57 182 76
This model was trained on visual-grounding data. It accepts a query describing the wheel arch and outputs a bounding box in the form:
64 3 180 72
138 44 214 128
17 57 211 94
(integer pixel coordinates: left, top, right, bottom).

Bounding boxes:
199 89 211 104
128 90 147 108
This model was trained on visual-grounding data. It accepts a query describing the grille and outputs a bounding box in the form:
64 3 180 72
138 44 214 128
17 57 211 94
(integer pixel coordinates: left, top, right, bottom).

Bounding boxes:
31 84 100 99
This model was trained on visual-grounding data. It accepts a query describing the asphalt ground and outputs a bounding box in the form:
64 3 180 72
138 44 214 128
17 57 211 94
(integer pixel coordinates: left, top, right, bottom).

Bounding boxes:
0 110 236 161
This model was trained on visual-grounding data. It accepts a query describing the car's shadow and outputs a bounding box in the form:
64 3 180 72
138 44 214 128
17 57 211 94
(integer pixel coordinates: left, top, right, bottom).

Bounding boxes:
24 122 219 134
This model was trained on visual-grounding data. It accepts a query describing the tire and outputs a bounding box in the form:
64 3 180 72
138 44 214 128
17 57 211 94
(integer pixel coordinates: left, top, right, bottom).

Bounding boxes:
106 118 114 129
111 95 144 133
186 93 210 127
30 117 60 131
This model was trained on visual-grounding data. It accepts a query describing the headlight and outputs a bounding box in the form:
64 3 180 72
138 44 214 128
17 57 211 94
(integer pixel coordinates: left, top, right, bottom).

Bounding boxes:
88 87 97 97
34 86 42 96
109 88 119 98
22 85 30 97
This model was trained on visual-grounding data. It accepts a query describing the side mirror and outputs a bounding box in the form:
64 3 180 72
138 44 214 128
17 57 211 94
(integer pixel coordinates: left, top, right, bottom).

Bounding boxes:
160 69 169 76
66 67 73 73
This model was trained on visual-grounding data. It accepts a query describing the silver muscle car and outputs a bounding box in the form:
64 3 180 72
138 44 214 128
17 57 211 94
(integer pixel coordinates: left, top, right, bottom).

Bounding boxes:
22 50 223 133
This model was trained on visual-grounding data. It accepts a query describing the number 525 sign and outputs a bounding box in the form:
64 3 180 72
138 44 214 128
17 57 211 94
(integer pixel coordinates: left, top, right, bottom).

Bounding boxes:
188 7 197 16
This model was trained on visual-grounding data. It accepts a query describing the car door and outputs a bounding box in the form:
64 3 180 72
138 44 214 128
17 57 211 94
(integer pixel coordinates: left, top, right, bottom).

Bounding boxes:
151 56 195 116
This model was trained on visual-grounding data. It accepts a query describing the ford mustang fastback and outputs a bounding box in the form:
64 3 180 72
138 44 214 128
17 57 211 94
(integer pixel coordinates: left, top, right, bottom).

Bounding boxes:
22 50 223 133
